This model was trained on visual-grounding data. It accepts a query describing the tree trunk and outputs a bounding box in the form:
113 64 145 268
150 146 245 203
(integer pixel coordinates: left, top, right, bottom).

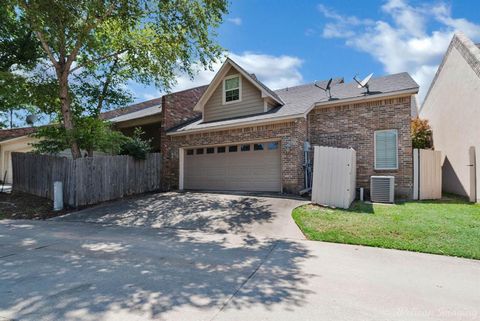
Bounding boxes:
58 70 81 159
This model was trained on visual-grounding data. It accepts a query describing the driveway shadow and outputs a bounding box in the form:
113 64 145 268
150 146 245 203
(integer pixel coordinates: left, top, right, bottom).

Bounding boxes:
55 192 284 234
0 221 315 321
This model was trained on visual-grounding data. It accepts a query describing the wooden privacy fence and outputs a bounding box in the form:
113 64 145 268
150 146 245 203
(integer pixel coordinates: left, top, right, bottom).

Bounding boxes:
413 149 442 200
12 153 162 207
311 146 356 209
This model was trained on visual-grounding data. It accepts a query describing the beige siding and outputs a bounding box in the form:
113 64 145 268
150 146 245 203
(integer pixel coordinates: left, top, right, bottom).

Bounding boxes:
420 46 480 198
267 98 277 111
204 67 265 122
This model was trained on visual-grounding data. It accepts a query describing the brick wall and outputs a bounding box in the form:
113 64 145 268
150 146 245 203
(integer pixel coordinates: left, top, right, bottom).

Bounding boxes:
160 86 207 189
162 119 307 193
307 95 413 198
161 86 207 131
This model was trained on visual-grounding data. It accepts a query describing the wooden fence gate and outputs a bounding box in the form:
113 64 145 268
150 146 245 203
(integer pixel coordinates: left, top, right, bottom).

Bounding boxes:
12 153 162 207
413 149 442 200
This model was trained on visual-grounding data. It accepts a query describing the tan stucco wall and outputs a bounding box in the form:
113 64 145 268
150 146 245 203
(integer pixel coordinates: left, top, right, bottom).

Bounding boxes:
0 136 37 184
420 46 480 198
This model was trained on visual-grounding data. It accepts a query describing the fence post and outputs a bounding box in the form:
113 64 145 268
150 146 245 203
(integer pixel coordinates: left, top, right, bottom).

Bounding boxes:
53 181 64 211
476 145 480 203
469 146 476 203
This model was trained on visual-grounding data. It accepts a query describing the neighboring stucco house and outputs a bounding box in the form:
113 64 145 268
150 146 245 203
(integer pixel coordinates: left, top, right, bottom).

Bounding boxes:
160 58 419 198
420 32 480 202
0 127 38 184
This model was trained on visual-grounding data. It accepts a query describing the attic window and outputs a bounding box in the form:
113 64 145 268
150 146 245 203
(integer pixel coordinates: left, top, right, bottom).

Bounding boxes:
223 75 241 104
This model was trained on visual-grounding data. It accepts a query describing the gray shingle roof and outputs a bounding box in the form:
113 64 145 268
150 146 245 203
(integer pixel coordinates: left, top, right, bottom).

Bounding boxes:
101 98 162 121
168 72 419 134
249 73 284 104
0 127 37 142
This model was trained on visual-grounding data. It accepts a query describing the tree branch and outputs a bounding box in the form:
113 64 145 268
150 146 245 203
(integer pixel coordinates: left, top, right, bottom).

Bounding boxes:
18 0 59 69
96 57 120 116
64 13 93 71
65 3 117 71
33 31 60 69
70 49 127 74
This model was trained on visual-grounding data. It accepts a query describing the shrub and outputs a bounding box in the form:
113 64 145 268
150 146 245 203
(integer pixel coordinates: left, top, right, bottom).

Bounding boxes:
120 127 152 160
32 117 128 156
411 117 433 149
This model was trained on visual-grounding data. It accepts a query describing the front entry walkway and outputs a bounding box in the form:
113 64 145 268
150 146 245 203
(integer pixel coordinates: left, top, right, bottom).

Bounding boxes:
54 192 309 239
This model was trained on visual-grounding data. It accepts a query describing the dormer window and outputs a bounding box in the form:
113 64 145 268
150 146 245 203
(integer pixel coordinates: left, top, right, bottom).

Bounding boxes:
223 74 241 104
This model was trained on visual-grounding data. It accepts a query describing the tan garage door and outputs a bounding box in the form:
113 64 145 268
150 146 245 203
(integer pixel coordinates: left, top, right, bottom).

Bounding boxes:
184 142 281 192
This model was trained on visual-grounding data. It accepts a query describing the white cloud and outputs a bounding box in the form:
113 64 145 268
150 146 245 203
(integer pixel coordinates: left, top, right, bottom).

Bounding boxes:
130 52 304 102
317 4 374 38
229 53 304 89
317 0 480 101
170 52 304 92
227 17 242 26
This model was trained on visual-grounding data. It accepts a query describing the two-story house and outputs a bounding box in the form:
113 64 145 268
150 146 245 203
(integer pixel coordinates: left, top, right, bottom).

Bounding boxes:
160 58 418 198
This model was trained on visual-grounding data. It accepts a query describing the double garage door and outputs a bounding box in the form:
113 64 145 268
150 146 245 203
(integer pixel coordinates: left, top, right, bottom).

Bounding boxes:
183 141 281 192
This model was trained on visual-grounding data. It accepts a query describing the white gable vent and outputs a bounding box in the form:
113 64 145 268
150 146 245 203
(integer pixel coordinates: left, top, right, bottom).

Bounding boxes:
370 176 395 203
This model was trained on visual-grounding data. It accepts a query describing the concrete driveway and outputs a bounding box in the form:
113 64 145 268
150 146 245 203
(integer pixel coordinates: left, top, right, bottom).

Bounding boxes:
54 192 308 239
1 219 479 321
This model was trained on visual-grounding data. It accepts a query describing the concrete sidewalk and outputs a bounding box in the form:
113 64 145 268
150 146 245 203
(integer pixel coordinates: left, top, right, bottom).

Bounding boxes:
1 219 479 321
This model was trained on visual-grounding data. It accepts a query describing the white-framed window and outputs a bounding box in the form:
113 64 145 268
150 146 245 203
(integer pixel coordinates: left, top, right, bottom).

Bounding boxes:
223 74 241 104
374 129 398 170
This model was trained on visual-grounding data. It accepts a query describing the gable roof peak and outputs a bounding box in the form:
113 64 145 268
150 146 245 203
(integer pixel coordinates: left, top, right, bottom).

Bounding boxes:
193 58 284 112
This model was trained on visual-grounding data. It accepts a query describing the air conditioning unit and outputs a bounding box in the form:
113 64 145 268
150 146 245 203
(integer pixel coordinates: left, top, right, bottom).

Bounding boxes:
370 176 395 203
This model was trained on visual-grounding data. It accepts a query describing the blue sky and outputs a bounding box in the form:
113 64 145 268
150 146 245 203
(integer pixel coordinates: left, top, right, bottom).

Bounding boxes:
132 0 480 103
5 0 480 127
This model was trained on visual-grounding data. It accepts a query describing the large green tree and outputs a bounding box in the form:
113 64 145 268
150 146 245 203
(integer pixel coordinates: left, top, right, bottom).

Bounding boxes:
0 4 44 127
5 0 228 158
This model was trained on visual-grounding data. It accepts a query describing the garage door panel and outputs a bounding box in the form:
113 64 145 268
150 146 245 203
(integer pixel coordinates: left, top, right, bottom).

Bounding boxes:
184 142 281 192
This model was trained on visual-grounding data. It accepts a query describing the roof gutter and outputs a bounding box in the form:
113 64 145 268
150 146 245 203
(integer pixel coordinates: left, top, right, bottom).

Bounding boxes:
0 134 36 144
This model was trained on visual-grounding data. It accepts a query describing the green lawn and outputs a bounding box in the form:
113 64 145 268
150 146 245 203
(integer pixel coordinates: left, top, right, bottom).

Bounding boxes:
292 195 480 260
